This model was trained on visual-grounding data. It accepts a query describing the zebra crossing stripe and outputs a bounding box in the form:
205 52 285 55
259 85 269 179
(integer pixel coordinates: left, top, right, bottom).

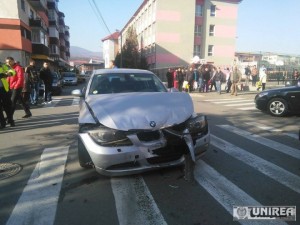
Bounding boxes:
217 125 300 159
72 97 80 106
204 98 245 101
211 135 300 194
245 122 283 132
6 146 69 225
225 102 254 106
194 160 288 225
238 106 257 110
245 122 299 140
111 176 167 225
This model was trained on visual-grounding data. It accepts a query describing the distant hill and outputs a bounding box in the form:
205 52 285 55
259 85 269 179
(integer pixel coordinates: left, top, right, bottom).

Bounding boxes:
70 46 102 60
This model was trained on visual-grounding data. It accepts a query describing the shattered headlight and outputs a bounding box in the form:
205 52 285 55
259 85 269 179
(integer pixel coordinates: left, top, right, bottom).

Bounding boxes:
88 127 133 147
185 114 208 134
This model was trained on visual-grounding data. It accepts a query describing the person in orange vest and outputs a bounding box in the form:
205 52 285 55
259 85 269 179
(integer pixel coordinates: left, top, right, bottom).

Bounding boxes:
0 62 16 128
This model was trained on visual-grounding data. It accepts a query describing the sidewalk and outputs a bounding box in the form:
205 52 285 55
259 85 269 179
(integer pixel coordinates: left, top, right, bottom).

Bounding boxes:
238 81 285 94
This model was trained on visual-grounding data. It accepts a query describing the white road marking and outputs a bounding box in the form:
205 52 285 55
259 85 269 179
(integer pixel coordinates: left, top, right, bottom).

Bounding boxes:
72 97 80 106
225 102 254 106
218 125 300 159
238 106 257 110
194 161 287 225
211 135 300 194
6 146 69 225
204 98 245 102
111 176 167 225
245 122 299 139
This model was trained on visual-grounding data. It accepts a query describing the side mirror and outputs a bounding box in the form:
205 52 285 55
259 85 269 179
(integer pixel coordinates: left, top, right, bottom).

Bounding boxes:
71 89 84 97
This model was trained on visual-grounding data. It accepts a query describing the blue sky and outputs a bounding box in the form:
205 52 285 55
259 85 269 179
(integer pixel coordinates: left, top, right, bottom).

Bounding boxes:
59 0 300 55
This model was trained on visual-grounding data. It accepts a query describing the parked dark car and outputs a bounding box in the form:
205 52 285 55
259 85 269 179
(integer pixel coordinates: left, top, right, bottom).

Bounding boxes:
255 83 300 116
62 72 78 86
39 71 63 96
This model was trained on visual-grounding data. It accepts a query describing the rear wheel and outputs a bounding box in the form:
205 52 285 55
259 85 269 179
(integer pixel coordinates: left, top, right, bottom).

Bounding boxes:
267 98 288 116
78 138 93 168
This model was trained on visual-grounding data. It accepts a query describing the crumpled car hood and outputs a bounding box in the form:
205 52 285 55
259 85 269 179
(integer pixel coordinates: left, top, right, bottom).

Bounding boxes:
79 92 194 130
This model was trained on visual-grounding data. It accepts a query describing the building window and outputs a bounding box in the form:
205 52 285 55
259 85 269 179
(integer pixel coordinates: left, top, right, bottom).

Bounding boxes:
195 25 202 36
210 5 216 16
21 0 25 11
195 5 203 16
208 45 214 56
194 45 201 56
30 9 34 19
209 25 215 36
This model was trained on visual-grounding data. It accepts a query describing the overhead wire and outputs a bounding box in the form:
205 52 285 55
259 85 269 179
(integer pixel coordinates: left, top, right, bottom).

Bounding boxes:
87 0 111 35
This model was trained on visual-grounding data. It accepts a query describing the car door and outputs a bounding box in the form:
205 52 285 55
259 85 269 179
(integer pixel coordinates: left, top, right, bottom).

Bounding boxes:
287 86 300 112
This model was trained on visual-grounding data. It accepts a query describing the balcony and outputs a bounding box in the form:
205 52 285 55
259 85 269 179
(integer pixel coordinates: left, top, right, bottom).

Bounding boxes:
59 32 65 39
29 18 47 32
32 43 49 55
28 0 47 11
49 37 59 45
47 1 58 12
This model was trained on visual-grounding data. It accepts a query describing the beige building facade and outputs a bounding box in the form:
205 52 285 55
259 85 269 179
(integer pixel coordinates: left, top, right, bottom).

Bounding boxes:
117 0 242 71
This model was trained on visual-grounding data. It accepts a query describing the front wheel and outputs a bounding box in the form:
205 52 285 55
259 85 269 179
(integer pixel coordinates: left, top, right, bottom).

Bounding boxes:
78 138 93 168
267 98 288 117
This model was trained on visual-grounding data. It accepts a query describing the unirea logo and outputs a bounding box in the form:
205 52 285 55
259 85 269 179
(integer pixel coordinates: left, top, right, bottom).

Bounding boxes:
233 206 296 221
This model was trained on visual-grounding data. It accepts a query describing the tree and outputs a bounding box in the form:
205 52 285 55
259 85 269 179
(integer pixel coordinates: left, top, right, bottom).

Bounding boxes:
115 26 148 69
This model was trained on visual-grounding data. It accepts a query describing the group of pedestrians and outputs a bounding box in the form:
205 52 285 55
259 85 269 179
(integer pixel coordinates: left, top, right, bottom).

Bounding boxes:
166 64 244 96
0 57 53 129
165 63 278 95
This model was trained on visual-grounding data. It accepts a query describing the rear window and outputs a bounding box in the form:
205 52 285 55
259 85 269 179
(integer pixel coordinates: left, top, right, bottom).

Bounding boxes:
89 72 167 94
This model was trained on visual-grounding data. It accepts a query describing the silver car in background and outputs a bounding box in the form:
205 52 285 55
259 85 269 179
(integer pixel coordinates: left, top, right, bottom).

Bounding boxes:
72 68 210 176
62 72 78 85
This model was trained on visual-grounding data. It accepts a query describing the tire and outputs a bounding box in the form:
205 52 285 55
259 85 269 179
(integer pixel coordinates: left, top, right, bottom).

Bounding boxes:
78 138 93 168
267 98 288 117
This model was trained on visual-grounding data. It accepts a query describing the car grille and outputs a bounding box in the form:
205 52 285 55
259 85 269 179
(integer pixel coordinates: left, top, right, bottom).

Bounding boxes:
137 130 160 141
106 161 140 170
147 154 183 164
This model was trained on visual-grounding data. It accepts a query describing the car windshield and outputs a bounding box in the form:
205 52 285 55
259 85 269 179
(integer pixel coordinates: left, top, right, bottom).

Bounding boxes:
52 72 59 79
89 72 167 94
63 73 76 77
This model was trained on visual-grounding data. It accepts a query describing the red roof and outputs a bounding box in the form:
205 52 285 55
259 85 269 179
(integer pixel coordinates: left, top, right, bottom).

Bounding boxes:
101 31 120 42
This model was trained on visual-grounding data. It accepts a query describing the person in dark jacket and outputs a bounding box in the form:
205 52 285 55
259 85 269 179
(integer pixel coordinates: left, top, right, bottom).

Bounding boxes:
176 68 185 92
39 62 53 104
202 66 211 92
166 68 174 88
25 59 39 105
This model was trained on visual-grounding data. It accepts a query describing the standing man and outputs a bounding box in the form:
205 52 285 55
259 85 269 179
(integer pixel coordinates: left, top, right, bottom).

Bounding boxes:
6 57 32 119
25 59 39 105
39 62 53 104
109 60 118 69
251 65 258 87
166 68 174 89
258 65 267 91
230 65 242 96
0 62 15 128
214 67 224 94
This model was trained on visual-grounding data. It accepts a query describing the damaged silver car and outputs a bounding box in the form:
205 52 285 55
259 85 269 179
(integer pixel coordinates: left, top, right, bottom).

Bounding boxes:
72 68 210 176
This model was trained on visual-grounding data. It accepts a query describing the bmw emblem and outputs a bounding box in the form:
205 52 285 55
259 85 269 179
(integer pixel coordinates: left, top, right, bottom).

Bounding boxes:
150 121 156 128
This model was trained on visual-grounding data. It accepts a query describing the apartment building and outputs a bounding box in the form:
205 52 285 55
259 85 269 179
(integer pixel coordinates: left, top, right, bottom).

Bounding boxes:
0 0 70 70
115 0 242 71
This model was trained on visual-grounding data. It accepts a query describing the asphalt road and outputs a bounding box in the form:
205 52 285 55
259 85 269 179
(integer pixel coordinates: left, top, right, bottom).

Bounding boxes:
0 85 299 225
